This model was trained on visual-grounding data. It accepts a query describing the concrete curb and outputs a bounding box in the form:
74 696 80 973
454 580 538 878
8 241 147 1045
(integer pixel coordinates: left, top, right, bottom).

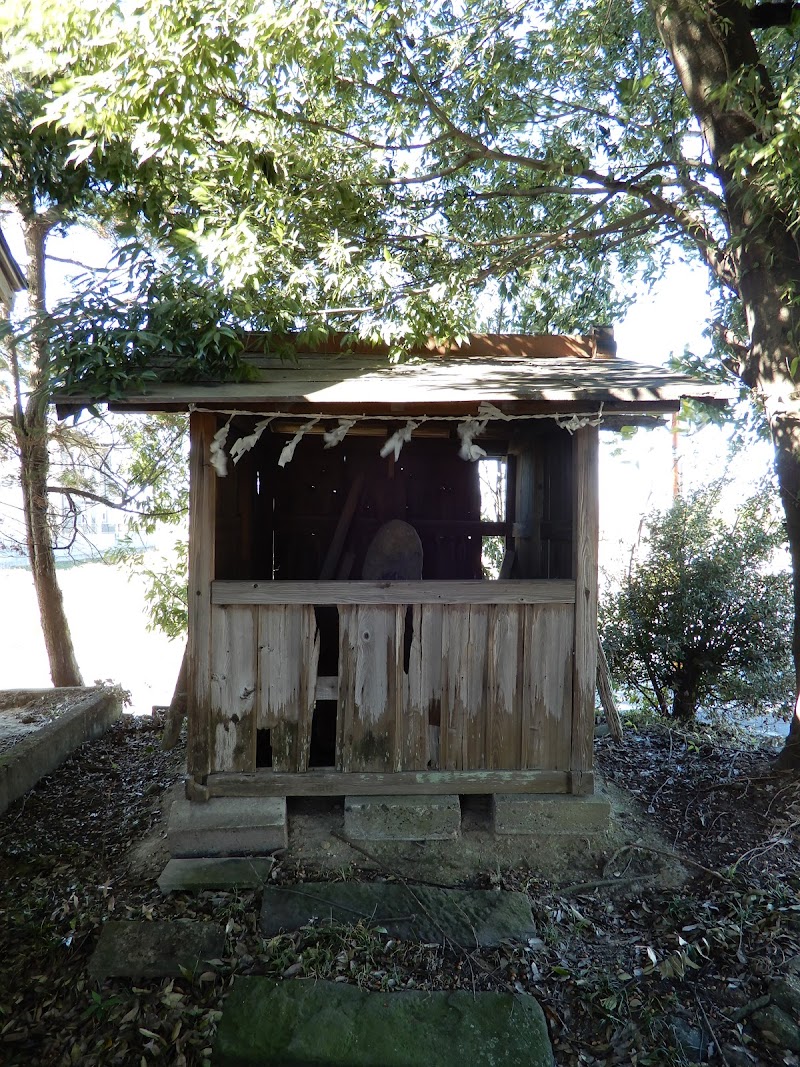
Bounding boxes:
0 687 123 815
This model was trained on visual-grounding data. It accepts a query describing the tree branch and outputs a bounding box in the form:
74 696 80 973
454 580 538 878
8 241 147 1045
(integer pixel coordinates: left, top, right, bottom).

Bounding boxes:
46 485 185 518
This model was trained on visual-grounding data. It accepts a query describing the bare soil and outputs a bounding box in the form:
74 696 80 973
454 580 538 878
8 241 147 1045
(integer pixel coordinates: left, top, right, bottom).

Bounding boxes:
1 714 799 1066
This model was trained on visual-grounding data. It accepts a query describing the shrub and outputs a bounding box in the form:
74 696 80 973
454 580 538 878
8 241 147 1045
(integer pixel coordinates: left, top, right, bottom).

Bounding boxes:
600 484 793 721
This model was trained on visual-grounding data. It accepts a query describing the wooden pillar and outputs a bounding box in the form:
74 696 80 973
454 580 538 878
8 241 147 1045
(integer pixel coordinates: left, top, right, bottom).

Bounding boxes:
187 412 217 784
571 424 598 795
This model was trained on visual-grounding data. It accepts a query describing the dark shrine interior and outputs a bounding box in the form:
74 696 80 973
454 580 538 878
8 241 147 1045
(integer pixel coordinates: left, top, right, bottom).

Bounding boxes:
212 417 576 768
213 418 575 584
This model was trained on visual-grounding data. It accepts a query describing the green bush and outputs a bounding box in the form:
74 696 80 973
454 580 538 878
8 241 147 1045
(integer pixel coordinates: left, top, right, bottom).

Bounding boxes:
600 485 793 721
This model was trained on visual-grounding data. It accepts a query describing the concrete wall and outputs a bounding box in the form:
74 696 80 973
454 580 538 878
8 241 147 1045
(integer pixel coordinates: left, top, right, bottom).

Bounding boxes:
0 687 123 814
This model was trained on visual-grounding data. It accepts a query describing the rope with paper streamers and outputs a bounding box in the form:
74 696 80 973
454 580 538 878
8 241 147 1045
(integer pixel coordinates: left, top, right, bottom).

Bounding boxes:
196 401 604 477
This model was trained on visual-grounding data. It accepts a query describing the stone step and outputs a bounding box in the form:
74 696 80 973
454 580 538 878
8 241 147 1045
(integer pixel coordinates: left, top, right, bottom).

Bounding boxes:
167 796 287 857
213 977 554 1066
260 881 536 949
88 920 225 982
158 856 275 893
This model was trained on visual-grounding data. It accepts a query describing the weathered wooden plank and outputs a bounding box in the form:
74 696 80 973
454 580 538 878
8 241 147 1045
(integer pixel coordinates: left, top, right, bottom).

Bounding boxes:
98 352 734 410
403 604 444 771
337 605 398 772
440 606 488 770
392 606 405 772
572 425 599 791
487 604 524 769
522 604 574 771
210 605 257 772
205 768 573 797
187 412 217 780
213 579 576 606
257 605 320 772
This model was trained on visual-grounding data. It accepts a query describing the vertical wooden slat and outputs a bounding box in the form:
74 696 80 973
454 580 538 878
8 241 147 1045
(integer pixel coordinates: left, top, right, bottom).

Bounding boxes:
403 604 443 770
210 605 257 771
257 605 320 772
571 424 599 791
487 604 524 769
522 605 574 770
187 412 217 781
337 605 397 772
336 605 355 771
440 606 488 770
465 606 489 769
393 605 405 772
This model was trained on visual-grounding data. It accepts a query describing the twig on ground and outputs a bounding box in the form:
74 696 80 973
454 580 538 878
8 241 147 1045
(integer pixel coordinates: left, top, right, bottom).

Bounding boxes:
559 873 657 896
329 831 451 888
604 842 730 883
695 989 731 1067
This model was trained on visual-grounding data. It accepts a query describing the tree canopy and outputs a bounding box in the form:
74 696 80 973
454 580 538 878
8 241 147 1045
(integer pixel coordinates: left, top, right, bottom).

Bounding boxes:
4 0 800 754
5 0 796 337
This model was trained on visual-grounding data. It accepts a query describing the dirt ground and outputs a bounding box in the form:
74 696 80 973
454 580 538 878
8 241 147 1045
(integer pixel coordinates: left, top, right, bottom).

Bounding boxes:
1 714 799 1066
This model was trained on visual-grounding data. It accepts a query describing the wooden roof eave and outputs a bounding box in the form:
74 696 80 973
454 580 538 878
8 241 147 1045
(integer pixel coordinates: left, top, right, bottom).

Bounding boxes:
53 354 735 419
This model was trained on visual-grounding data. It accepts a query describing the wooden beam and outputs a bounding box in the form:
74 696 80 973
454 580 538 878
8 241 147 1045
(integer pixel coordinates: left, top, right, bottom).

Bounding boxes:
187 412 217 781
571 425 599 793
212 579 576 606
204 768 574 797
319 473 365 580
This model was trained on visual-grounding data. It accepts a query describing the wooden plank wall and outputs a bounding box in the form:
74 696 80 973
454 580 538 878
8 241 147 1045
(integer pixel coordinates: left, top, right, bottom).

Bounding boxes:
209 597 575 775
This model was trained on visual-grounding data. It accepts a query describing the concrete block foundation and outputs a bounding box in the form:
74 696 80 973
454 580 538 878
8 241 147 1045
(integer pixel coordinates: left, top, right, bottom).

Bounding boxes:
492 792 610 835
168 796 287 857
344 794 461 841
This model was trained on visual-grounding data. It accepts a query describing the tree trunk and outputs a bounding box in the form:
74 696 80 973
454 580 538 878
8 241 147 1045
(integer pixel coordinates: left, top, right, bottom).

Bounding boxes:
12 217 83 688
651 0 800 766
671 680 700 722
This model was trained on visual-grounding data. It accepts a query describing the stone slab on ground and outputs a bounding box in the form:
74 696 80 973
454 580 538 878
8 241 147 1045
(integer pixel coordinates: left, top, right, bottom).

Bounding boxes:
88 920 225 981
158 857 275 893
344 794 460 841
0 687 122 815
260 881 536 948
168 796 287 857
214 977 554 1067
492 792 611 835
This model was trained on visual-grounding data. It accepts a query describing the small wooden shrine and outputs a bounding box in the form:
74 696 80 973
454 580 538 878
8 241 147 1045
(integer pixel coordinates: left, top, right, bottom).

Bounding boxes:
72 332 728 806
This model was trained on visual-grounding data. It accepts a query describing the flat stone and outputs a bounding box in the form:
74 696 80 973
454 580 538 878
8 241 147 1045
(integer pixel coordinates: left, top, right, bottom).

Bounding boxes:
88 920 225 981
344 794 460 841
167 796 287 857
213 977 554 1067
771 975 800 1020
260 882 536 948
492 793 610 835
158 857 275 893
752 1005 800 1052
